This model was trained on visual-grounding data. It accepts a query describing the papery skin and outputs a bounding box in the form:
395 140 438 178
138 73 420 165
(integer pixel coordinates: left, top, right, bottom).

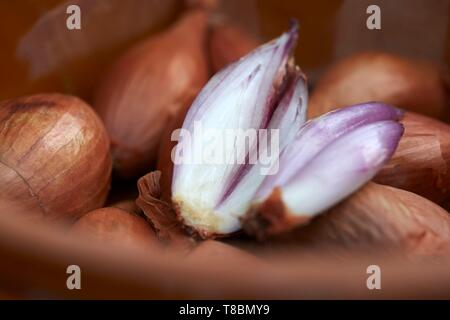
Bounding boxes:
0 94 111 222
308 52 450 120
94 9 209 178
136 171 196 252
270 183 450 256
172 24 302 236
375 112 450 205
71 207 160 250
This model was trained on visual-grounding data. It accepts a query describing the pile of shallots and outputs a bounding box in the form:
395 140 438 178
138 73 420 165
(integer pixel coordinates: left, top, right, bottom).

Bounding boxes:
1 5 449 263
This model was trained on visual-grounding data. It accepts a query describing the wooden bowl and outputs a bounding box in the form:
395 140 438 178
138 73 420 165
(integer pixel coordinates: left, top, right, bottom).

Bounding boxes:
1 208 450 299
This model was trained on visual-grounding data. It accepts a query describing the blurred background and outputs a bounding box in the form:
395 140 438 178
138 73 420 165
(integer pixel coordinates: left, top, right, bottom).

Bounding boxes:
0 0 448 101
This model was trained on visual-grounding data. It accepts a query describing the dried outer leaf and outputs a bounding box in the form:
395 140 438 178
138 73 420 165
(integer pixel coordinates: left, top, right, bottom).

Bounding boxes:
136 171 196 250
375 112 450 204
269 183 450 257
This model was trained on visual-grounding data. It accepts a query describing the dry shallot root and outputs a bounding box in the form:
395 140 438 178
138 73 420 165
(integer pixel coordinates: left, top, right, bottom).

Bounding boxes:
308 52 450 120
374 112 450 205
267 183 450 257
94 8 210 178
70 207 161 251
141 22 416 250
136 171 196 252
0 94 111 223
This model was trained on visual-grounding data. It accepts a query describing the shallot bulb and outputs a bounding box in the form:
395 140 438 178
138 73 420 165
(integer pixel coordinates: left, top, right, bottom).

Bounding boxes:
308 52 449 120
172 23 307 237
244 103 404 239
94 9 210 178
70 207 159 250
0 94 111 222
166 24 403 238
274 183 450 256
375 112 450 205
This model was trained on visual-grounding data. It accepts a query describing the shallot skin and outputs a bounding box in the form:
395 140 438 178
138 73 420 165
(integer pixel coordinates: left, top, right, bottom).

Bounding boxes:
375 112 450 204
170 23 303 237
71 207 159 250
308 52 449 120
0 94 111 222
94 9 210 178
274 183 450 257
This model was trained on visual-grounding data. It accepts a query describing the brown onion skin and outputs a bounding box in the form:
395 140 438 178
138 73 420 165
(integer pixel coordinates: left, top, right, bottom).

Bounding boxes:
111 199 141 216
272 183 450 257
375 112 450 204
0 94 111 223
94 9 210 179
71 207 159 249
209 20 260 73
156 100 192 203
308 52 449 120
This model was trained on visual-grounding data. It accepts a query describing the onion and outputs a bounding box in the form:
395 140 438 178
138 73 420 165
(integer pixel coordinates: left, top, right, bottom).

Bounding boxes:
156 97 194 204
70 207 160 249
94 9 210 178
243 103 403 239
151 26 402 240
308 52 449 120
0 94 111 222
272 183 450 257
375 112 450 204
171 23 307 237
